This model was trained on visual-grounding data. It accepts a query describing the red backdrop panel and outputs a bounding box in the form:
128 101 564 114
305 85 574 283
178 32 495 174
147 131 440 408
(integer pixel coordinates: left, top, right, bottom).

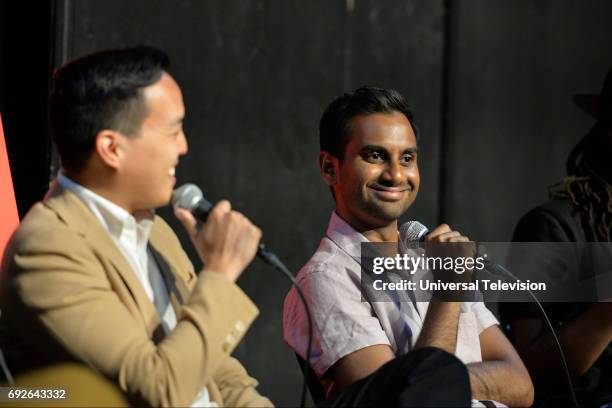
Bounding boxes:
0 114 20 262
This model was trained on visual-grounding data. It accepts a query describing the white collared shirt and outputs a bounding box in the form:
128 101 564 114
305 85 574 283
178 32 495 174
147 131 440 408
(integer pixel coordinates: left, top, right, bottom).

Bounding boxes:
284 211 499 376
58 172 216 407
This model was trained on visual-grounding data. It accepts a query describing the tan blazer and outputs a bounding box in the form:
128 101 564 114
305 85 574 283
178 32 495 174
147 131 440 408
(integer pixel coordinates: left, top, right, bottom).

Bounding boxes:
0 185 273 407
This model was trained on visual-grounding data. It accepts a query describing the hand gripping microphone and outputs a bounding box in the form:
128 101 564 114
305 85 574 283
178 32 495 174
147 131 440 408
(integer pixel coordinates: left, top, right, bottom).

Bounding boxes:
399 221 516 280
171 183 314 408
399 220 578 407
171 183 284 269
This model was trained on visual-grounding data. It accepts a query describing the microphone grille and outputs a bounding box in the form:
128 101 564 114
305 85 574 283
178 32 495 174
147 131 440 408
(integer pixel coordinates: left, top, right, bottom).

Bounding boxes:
399 221 429 243
172 183 203 211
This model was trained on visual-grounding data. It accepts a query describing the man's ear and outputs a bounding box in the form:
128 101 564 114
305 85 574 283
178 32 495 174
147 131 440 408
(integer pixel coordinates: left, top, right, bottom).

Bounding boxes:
94 129 124 170
319 151 339 186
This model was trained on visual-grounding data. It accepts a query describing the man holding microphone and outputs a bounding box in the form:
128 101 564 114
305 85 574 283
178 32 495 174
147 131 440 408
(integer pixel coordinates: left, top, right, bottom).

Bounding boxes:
283 86 534 407
1 46 271 407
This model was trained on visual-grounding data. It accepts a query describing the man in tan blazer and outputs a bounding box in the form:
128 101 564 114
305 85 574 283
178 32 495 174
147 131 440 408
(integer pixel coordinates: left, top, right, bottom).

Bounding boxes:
1 46 272 407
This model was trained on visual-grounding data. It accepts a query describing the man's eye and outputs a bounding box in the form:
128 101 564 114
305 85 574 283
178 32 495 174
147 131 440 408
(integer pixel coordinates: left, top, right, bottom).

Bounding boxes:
401 154 414 164
367 152 384 162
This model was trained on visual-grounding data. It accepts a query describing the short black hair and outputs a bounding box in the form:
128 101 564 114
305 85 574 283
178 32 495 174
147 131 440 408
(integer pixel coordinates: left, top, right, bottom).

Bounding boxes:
49 46 170 172
319 86 416 160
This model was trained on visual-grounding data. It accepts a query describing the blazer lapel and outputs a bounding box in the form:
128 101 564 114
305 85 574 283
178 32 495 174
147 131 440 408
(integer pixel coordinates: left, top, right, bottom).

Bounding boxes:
44 183 162 333
148 228 191 313
148 244 184 315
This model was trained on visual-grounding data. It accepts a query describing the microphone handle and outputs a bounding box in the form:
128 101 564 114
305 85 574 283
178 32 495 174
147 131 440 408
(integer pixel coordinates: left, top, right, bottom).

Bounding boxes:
192 198 214 222
476 259 579 408
257 242 284 268
192 199 283 270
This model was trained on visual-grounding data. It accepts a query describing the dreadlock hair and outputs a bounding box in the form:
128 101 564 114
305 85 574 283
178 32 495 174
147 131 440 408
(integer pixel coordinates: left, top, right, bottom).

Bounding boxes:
550 121 612 241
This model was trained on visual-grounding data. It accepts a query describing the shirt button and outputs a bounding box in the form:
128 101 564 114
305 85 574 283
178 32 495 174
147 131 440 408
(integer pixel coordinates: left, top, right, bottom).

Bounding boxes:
225 334 235 344
235 321 245 332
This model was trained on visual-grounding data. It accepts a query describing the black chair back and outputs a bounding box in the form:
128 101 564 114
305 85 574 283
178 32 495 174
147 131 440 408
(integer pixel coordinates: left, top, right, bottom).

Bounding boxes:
294 353 325 404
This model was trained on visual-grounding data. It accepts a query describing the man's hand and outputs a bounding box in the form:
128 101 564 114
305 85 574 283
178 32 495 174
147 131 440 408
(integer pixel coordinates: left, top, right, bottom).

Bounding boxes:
414 224 476 351
425 223 474 256
175 200 262 282
424 224 476 298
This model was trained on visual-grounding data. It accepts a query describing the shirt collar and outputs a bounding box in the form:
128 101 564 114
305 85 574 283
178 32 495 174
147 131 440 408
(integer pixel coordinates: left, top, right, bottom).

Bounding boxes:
325 212 370 262
57 171 154 243
326 212 415 263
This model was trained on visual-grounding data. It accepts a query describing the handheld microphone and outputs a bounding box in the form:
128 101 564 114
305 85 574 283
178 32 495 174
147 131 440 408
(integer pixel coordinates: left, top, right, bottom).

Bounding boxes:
399 221 516 280
399 220 429 242
171 183 285 269
398 221 578 407
171 183 314 408
171 183 214 222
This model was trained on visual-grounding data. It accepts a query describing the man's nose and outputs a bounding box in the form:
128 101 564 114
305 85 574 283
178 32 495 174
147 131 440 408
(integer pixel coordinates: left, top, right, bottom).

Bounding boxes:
382 160 405 184
177 132 188 155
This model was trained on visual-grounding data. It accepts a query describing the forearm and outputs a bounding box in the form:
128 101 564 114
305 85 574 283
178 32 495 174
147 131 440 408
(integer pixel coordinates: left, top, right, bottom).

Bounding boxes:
467 360 533 407
559 303 612 376
416 226 472 353
16 266 258 407
415 300 461 353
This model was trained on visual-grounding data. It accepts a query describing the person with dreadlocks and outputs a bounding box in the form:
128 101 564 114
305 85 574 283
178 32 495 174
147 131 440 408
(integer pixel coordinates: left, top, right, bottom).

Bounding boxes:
500 69 612 407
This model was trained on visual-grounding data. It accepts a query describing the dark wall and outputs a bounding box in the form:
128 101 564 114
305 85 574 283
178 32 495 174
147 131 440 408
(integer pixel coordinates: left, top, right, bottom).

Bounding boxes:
2 0 612 405
0 1 53 218
54 1 444 404
446 0 612 240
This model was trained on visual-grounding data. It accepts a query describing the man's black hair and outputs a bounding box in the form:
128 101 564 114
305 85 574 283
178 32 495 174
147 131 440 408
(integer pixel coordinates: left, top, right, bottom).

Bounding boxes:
49 45 170 172
319 86 417 160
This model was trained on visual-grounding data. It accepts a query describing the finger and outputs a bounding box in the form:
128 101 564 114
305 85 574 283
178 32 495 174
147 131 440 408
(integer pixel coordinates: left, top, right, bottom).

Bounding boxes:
426 224 452 240
224 210 243 228
252 225 262 241
233 211 248 225
230 210 256 232
429 231 461 242
209 200 232 221
440 231 462 240
174 207 198 232
447 236 470 243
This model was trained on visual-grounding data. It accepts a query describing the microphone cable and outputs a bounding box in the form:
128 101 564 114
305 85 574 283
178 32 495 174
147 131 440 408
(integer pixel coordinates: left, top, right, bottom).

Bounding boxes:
484 261 579 408
401 222 579 407
256 246 314 408
172 184 314 408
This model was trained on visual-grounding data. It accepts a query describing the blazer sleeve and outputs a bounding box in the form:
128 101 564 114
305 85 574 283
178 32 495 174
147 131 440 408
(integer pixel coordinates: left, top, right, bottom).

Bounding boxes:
213 356 273 407
5 223 263 407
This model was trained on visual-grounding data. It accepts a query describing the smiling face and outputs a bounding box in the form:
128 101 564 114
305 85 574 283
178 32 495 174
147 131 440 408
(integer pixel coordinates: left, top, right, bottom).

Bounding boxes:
118 72 188 211
323 111 419 234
